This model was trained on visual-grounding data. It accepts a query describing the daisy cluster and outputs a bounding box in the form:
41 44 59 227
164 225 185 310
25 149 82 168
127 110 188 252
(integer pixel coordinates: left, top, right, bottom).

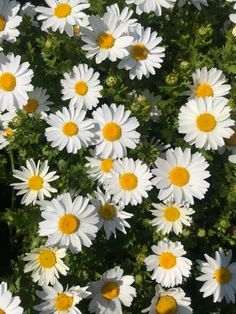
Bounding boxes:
0 0 236 313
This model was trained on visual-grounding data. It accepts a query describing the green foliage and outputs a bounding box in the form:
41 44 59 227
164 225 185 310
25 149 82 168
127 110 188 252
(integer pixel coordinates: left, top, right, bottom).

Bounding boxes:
0 0 236 313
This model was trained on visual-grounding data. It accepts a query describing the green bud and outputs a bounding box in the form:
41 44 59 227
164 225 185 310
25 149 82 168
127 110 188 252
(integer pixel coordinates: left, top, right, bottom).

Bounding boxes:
197 228 206 237
135 274 143 284
165 73 178 85
179 60 190 71
182 229 190 237
198 25 213 37
105 75 118 87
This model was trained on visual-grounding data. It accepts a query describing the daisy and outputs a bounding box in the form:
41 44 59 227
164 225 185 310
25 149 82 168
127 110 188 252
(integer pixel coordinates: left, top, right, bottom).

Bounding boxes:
88 266 136 314
150 199 195 235
142 284 192 314
0 0 22 45
92 103 140 159
178 0 208 10
178 97 235 150
38 192 99 254
104 157 153 206
36 0 90 37
11 158 59 205
80 13 133 64
144 239 192 287
229 154 236 163
185 67 231 99
85 151 115 186
61 64 103 110
105 4 137 28
0 52 34 111
0 110 16 149
125 0 176 16
196 247 236 303
0 281 23 314
90 188 133 240
152 147 210 205
34 281 91 314
118 24 165 80
45 105 95 154
227 0 236 24
24 246 69 286
23 86 53 117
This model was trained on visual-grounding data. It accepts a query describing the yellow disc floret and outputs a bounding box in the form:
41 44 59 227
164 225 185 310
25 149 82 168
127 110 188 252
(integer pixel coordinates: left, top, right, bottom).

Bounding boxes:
63 122 78 136
28 175 43 190
102 122 121 141
99 204 116 220
195 83 213 98
0 72 16 91
58 214 79 234
23 99 39 113
100 159 113 173
131 44 149 61
169 167 190 187
119 172 138 190
164 207 180 222
102 282 120 300
155 295 178 314
214 267 232 284
54 3 72 18
75 81 88 96
97 33 115 49
38 249 56 268
0 15 6 31
159 252 177 269
196 113 216 132
55 293 73 311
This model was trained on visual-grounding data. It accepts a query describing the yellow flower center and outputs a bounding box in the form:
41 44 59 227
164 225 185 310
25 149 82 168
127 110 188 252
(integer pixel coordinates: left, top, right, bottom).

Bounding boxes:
196 113 216 132
63 122 78 136
0 309 6 314
54 3 72 18
99 204 116 220
155 295 178 314
169 167 190 187
38 249 56 268
4 128 13 136
225 130 236 146
97 33 115 49
23 98 39 113
119 172 138 190
102 282 120 300
102 122 121 141
28 175 43 190
159 252 177 269
0 72 16 92
131 44 149 61
0 15 6 31
214 267 232 284
164 207 180 222
58 214 79 234
195 83 213 98
55 293 73 311
75 81 88 96
100 159 113 173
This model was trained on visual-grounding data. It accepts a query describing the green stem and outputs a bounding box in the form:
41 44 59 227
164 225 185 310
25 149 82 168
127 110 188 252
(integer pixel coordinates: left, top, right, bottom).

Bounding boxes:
9 149 16 210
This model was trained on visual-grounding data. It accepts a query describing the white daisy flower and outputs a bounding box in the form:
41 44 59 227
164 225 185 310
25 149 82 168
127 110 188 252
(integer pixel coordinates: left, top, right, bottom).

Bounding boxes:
178 0 208 10
0 52 34 111
24 246 69 286
196 248 236 303
152 147 210 205
0 0 22 45
104 157 153 206
142 284 192 314
80 13 133 64
125 0 176 16
229 154 236 163
118 24 165 80
0 109 16 149
45 105 95 154
144 239 192 287
11 158 59 205
90 188 133 240
38 192 99 254
227 0 236 24
105 3 137 28
34 281 91 314
92 103 140 159
88 266 136 314
0 281 23 314
36 0 90 37
178 97 235 150
85 151 115 186
22 86 53 117
185 67 231 99
61 64 103 110
150 199 195 235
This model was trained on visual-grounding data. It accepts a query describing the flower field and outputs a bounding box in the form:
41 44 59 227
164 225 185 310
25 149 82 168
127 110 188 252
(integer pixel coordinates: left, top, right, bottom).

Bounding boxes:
0 0 236 313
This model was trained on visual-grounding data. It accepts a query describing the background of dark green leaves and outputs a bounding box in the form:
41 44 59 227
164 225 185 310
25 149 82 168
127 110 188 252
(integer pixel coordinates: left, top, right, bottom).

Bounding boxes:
0 0 236 312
